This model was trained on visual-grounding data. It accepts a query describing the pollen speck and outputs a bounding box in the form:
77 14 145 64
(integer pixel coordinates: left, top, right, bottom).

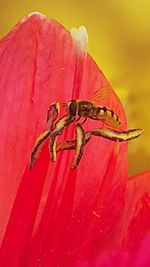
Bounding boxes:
92 210 100 218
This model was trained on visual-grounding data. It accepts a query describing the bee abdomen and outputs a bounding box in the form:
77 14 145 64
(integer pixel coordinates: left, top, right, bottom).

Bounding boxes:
110 110 121 124
98 106 121 125
97 106 112 116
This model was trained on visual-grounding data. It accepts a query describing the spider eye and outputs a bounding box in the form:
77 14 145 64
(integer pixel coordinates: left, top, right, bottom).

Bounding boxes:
69 100 77 116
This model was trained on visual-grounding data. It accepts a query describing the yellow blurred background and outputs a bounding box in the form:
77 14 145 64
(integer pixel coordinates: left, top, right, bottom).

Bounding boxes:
0 0 150 175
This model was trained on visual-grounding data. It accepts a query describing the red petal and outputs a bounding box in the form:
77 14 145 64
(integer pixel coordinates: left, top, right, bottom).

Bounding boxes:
0 13 128 267
0 13 76 243
0 142 50 266
118 170 150 249
76 233 150 267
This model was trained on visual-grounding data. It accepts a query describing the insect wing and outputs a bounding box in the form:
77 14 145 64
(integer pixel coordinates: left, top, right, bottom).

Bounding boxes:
89 86 112 104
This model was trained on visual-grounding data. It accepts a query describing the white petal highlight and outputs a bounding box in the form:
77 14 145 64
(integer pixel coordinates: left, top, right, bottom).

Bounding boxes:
70 26 88 55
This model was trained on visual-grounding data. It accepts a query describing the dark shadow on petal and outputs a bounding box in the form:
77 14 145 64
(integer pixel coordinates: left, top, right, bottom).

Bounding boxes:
0 143 50 267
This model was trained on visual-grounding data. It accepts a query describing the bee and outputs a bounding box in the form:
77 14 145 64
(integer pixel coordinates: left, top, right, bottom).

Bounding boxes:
29 87 143 170
65 87 122 128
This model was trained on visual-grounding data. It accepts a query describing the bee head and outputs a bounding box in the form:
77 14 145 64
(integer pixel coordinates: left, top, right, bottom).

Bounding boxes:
67 100 78 116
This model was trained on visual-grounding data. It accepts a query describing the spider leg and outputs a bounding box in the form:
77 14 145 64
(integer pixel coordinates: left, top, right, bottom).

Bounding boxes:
56 131 91 152
91 127 143 142
47 101 60 124
50 115 75 162
56 127 143 169
29 130 50 169
71 123 86 169
80 117 87 125
29 102 60 169
56 127 143 153
75 115 81 122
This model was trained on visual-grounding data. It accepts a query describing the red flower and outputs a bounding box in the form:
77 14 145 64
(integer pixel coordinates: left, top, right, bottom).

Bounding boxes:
77 234 150 267
77 171 150 267
0 13 149 267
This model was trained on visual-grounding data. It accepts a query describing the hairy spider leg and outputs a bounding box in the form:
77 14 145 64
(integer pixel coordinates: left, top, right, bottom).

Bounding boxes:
29 102 60 169
71 123 86 169
75 115 81 122
29 130 51 169
91 128 143 142
80 117 87 125
47 101 60 123
56 127 143 155
50 115 75 162
75 116 87 125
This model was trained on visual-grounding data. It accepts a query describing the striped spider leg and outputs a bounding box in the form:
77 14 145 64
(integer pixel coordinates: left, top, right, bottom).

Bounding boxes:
49 114 75 162
56 126 143 169
29 102 60 169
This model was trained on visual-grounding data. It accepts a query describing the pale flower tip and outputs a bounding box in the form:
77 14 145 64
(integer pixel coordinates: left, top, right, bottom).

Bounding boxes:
27 12 45 17
21 12 47 24
70 26 88 55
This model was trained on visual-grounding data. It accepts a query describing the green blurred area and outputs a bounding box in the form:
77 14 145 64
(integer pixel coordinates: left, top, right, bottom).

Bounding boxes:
0 0 150 175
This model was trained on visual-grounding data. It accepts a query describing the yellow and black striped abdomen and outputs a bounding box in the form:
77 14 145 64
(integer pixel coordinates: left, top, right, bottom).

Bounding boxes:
93 106 121 128
73 100 121 128
84 104 121 128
